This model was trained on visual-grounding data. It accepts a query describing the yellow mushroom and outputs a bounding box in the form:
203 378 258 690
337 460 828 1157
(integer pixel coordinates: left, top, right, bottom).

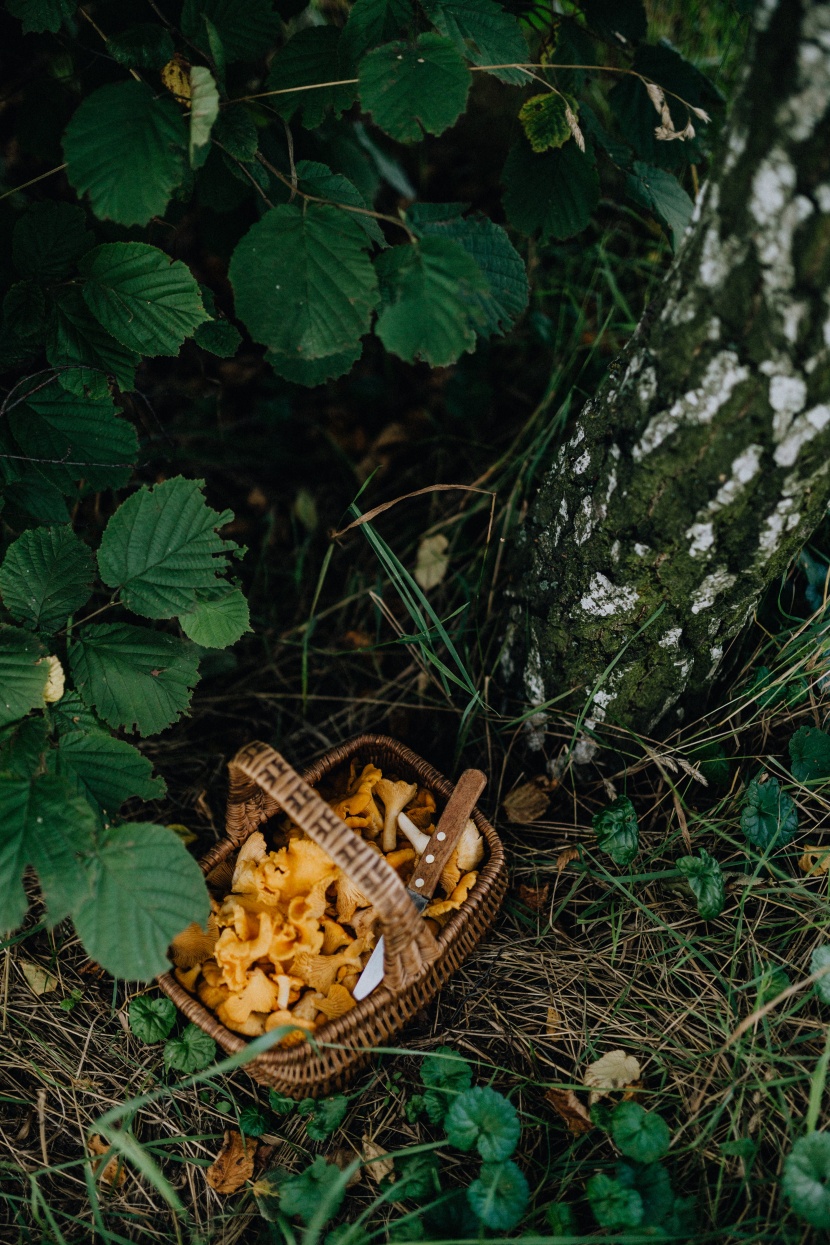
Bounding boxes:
375 779 418 853
218 968 280 1029
315 983 356 1020
169 910 219 968
174 964 201 992
424 871 479 924
215 912 274 991
231 831 268 889
407 788 437 829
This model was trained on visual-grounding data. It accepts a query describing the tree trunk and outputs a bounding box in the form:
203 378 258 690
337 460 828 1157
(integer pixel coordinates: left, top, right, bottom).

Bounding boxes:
506 0 830 740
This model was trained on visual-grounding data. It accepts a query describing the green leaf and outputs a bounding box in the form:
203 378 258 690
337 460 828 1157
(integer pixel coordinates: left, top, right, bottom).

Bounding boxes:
164 1022 217 1071
180 588 250 648
280 1157 346 1224
189 67 220 170
627 162 693 249
592 794 639 867
4 283 46 340
586 1173 643 1228
240 1105 269 1137
97 477 234 620
582 0 646 44
445 1087 520 1161
12 201 89 283
687 739 730 787
756 960 790 1004
72 823 208 979
266 342 363 387
0 773 96 931
406 205 528 337
6 0 75 33
47 285 140 396
129 994 177 1042
0 525 94 632
811 946 830 1004
267 28 357 130
396 1151 440 1201
420 0 529 85
502 137 599 241
181 0 280 61
293 160 386 247
782 1133 830 1228
79 243 208 358
519 92 576 153
69 623 200 736
230 204 378 360
52 731 166 811
611 1102 671 1164
0 628 48 729
341 0 414 70
616 1161 674 1227
212 106 258 162
676 848 725 919
790 726 830 784
374 235 488 366
298 1095 348 1140
108 23 175 69
193 319 242 357
466 1160 529 1231
8 385 138 492
740 775 798 850
63 81 187 227
421 1044 473 1091
268 1088 296 1116
358 33 471 144
0 714 48 779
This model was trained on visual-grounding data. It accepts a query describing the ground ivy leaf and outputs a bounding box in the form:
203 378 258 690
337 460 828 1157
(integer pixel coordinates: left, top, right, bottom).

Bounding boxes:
179 588 250 648
129 994 177 1042
374 235 488 365
611 1102 671 1164
240 1105 269 1137
79 243 208 358
421 1044 474 1091
502 137 599 241
790 726 830 784
587 1172 644 1228
358 33 471 144
164 1022 217 1071
280 1156 346 1224
519 92 576 152
298 1095 348 1140
12 202 94 281
676 847 725 919
592 794 639 866
782 1133 830 1228
626 161 694 250
395 1151 441 1201
0 525 94 633
0 627 48 729
445 1087 520 1161
73 824 208 979
230 204 378 360
466 1160 529 1231
189 67 220 168
616 1160 674 1227
64 80 187 227
267 28 357 129
69 622 200 736
421 0 528 84
341 0 415 70
97 477 234 620
182 0 280 62
740 775 798 850
52 730 166 812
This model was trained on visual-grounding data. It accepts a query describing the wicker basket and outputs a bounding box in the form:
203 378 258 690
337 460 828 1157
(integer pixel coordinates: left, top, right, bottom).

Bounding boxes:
157 733 507 1097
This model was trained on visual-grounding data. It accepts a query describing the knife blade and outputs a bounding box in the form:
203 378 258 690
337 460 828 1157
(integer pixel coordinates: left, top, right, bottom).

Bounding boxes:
353 768 486 1001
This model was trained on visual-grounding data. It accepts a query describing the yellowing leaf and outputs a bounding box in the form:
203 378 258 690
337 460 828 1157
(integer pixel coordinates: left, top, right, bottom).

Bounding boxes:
161 54 191 103
88 1134 127 1188
206 1129 257 1193
546 1005 561 1039
545 1087 592 1134
583 1050 641 1102
168 823 198 846
42 655 65 703
799 845 830 876
20 960 58 995
414 533 450 591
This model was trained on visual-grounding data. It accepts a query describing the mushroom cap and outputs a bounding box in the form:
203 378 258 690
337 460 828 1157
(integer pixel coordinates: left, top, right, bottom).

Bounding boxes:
336 872 372 923
220 967 280 1026
270 838 339 900
231 831 267 890
322 919 353 955
215 912 275 991
174 964 201 992
315 982 356 1020
169 913 218 967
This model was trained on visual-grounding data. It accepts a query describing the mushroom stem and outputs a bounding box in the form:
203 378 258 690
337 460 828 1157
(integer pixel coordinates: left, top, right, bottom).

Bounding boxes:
397 811 430 855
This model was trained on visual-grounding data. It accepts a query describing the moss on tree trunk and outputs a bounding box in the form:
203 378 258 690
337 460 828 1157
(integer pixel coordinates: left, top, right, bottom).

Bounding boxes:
506 0 830 739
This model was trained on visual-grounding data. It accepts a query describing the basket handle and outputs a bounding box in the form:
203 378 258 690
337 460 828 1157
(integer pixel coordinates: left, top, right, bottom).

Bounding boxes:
225 741 440 991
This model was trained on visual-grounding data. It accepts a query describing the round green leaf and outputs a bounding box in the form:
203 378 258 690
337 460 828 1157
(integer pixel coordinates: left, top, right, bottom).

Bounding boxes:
47 285 140 396
467 1160 529 1231
0 525 94 633
266 342 363 387
6 0 75 33
108 23 175 69
239 1105 269 1136
193 319 242 357
611 1102 671 1164
519 92 576 152
592 794 639 866
444 1087 520 1161
8 385 138 493
180 589 251 648
267 28 357 130
676 847 725 919
421 1045 473 1091
63 81 187 227
790 726 830 784
181 0 280 62
129 994 177 1043
782 1133 830 1228
586 1172 644 1229
358 33 471 143
280 1156 347 1224
811 946 830 1004
52 730 166 811
740 775 798 850
502 137 599 241
341 0 415 70
163 1022 217 1072
419 0 529 85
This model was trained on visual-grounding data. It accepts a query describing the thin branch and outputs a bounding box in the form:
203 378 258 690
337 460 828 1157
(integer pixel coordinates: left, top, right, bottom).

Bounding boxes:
254 153 416 241
0 164 68 204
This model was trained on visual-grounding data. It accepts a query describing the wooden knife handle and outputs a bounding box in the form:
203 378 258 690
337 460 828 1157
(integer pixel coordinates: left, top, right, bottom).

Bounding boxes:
410 768 487 900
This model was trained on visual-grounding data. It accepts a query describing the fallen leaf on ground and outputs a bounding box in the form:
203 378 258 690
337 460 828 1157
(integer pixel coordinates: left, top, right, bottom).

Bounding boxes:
545 1087 592 1134
362 1136 395 1182
799 846 830 876
206 1129 257 1193
517 882 550 911
557 846 580 873
583 1050 642 1102
546 1005 561 1039
344 629 372 649
87 1134 126 1188
414 533 450 591
503 778 551 823
331 1146 363 1187
20 962 58 996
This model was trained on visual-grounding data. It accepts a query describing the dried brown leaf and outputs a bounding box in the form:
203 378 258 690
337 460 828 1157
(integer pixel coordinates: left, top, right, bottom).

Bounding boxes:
503 778 550 824
583 1050 641 1102
206 1129 257 1194
799 846 830 876
546 1005 561 1039
557 846 579 873
362 1136 395 1183
87 1134 126 1189
20 961 57 996
545 1087 592 1134
517 882 550 911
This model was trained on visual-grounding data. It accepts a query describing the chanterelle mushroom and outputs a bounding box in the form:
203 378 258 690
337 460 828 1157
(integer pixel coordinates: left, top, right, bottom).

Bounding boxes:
441 819 483 892
375 778 417 853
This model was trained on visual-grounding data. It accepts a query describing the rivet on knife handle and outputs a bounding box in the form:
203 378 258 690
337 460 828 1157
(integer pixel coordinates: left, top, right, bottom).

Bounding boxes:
409 768 486 900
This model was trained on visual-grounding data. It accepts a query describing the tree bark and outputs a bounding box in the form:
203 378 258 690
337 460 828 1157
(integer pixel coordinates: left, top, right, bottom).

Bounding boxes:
506 0 830 740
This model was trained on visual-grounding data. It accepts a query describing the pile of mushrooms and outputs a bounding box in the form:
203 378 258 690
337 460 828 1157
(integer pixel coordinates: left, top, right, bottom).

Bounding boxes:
169 761 484 1045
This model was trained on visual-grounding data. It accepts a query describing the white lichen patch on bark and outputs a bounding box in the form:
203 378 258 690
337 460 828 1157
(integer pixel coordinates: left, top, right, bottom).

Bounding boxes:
774 404 830 466
579 573 639 618
778 6 830 141
573 450 591 474
659 627 683 648
686 521 715 558
708 444 763 510
690 569 737 614
633 351 750 461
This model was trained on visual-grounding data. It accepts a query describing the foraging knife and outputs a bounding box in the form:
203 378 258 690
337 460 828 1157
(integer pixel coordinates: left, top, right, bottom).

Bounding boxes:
352 768 486 1001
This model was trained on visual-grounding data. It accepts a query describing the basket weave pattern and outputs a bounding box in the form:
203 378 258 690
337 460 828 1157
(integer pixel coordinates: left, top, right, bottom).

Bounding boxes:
157 734 506 1097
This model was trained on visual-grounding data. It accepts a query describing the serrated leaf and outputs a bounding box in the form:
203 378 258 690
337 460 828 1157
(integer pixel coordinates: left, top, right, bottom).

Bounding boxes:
421 1044 474 1091
6 0 75 33
49 689 103 736
182 0 280 61
0 773 96 931
72 823 208 979
587 1172 643 1228
47 286 140 396
582 0 646 44
129 994 177 1042
627 162 693 249
212 106 258 161
445 1087 520 1161
52 731 166 811
676 847 725 919
267 28 357 130
13 201 93 280
783 1133 830 1228
519 92 575 153
180 588 250 648
63 80 187 227
341 0 415 70
790 726 830 784
0 628 48 728
740 775 798 850
502 137 599 241
592 795 639 866
97 477 234 619
79 243 208 358
616 1160 674 1227
358 33 471 143
406 205 528 337
266 342 363 387
374 235 488 366
0 714 48 779
0 478 69 528
3 283 45 341
240 1105 269 1136
467 1160 529 1231
298 1095 348 1140
280 1157 346 1224
230 204 378 360
293 160 385 246
164 1022 217 1071
611 1102 671 1164
8 385 138 492
109 23 175 69
0 525 94 632
69 623 200 736
420 0 529 85
193 319 242 357
189 67 220 168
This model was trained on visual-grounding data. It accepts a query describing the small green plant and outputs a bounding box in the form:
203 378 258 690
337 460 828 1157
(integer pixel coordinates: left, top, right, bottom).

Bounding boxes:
129 992 216 1071
592 794 639 866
